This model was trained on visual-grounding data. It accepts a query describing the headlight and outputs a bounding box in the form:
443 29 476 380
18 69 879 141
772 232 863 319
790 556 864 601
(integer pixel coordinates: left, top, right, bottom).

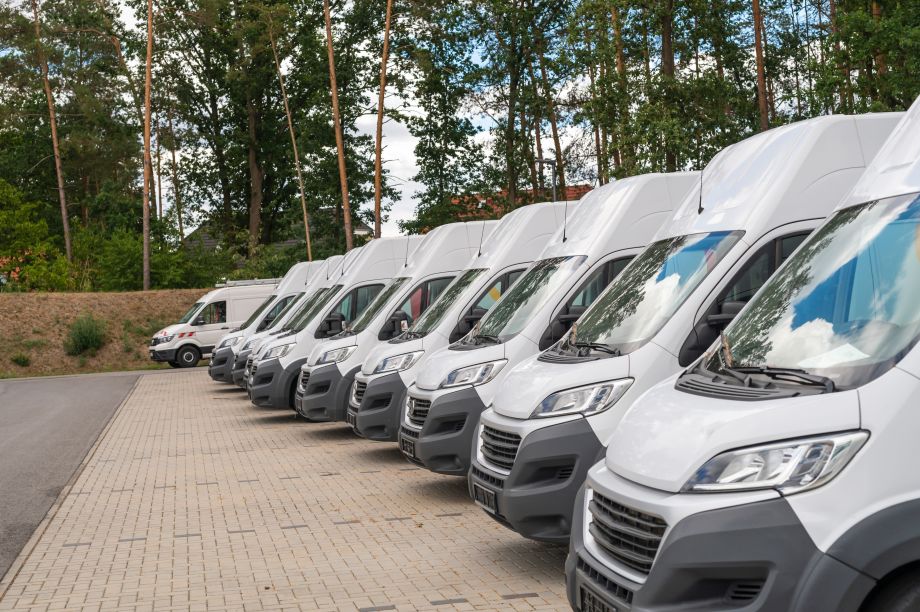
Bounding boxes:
683 431 869 494
317 346 357 365
263 342 295 360
440 360 507 389
373 351 424 374
219 337 240 349
531 379 633 418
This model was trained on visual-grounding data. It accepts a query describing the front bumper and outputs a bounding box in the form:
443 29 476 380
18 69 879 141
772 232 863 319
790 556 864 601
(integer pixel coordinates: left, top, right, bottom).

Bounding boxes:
248 357 305 408
208 346 235 382
566 486 874 612
470 417 603 543
231 349 252 388
297 364 358 422
403 387 484 476
149 347 177 362
352 373 408 441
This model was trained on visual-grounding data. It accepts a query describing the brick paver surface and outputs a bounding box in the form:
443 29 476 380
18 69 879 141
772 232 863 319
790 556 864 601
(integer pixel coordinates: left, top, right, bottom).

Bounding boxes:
0 371 569 611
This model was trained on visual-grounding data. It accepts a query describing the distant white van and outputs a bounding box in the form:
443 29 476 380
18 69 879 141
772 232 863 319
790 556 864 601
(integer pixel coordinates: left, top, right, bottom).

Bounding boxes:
149 279 278 368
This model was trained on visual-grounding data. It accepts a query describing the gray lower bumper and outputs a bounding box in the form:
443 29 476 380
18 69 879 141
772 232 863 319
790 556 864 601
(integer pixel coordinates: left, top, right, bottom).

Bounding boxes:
231 349 252 388
149 348 177 362
352 373 407 441
566 488 875 611
297 365 357 422
208 346 235 382
411 387 484 476
248 358 304 409
469 417 603 544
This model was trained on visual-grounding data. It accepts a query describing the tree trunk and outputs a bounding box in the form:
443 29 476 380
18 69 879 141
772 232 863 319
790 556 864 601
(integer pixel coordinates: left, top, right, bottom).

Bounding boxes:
167 107 184 241
612 7 630 172
537 47 565 193
752 0 770 131
31 0 71 262
829 0 852 111
246 97 263 256
660 0 677 171
373 0 393 239
141 0 153 289
155 117 163 219
269 26 312 261
324 0 353 251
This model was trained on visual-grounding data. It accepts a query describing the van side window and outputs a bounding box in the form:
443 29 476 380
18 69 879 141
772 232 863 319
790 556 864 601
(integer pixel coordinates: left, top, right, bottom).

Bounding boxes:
678 231 811 366
397 277 454 321
316 284 384 339
200 301 226 324
538 257 633 350
449 268 525 343
354 284 382 316
257 295 294 331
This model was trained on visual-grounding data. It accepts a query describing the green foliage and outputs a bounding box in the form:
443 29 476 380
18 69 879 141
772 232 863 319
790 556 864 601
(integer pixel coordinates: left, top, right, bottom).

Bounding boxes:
64 314 107 356
11 353 30 367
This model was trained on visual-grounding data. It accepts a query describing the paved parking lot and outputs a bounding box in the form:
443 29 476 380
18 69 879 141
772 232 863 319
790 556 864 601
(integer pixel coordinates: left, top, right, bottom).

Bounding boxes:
0 370 568 611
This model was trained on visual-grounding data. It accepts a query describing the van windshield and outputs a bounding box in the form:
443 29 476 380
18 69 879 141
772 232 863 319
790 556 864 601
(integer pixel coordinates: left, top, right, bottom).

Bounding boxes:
350 277 410 333
462 256 587 343
240 295 276 329
178 302 204 324
284 286 342 332
553 231 742 356
703 193 920 390
409 269 487 336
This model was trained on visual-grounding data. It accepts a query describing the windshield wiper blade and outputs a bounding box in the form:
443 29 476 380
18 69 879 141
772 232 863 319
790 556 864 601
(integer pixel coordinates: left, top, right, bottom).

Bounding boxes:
730 366 836 392
574 342 621 357
473 333 501 344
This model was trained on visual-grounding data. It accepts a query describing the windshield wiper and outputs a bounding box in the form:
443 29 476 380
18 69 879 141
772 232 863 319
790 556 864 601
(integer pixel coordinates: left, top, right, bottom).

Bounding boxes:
573 342 621 357
402 330 426 340
728 366 836 392
472 333 501 345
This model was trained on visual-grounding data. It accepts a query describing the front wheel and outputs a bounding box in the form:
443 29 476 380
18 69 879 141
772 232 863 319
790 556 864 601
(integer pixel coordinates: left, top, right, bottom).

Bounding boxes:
863 569 920 612
175 345 201 368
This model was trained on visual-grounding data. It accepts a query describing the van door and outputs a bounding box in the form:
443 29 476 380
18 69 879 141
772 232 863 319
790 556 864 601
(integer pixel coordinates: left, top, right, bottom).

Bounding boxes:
379 276 454 340
191 300 230 351
449 269 525 342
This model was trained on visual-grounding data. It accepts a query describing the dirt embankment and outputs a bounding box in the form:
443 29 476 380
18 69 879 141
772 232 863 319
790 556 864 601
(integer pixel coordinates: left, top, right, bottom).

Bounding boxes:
0 289 208 378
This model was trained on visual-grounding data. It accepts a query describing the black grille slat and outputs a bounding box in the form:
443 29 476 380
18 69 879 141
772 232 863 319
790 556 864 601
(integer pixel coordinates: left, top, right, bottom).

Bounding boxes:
300 370 311 389
399 426 419 439
353 381 367 402
480 426 521 471
576 556 634 606
589 493 667 576
471 466 505 489
407 397 431 428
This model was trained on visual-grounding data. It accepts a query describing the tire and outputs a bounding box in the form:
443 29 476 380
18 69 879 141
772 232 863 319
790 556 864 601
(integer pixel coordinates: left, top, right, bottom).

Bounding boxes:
863 569 920 612
175 345 201 368
167 361 181 369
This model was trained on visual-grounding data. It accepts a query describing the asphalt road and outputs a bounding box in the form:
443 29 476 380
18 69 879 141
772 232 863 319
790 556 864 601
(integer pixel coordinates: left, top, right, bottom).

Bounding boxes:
0 372 142 582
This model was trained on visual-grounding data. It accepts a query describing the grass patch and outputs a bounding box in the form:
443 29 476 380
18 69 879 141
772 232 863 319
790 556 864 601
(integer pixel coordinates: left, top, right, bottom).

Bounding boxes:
11 353 30 367
64 314 107 357
22 338 47 350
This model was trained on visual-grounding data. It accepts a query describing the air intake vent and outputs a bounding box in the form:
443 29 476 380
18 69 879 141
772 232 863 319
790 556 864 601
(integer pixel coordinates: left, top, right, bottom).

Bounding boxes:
676 372 811 401
406 396 431 428
352 380 367 404
725 580 765 602
576 556 634 605
300 370 311 390
480 426 521 471
588 492 667 575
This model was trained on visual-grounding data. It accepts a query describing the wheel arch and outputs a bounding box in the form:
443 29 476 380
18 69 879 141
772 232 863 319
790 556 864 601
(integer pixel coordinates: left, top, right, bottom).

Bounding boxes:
827 499 920 582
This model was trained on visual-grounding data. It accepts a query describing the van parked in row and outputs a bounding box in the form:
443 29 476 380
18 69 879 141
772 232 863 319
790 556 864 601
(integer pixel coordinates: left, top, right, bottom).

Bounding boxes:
296 221 497 423
248 237 421 409
399 173 698 475
150 278 278 368
471 112 903 546
350 202 567 441
566 107 914 612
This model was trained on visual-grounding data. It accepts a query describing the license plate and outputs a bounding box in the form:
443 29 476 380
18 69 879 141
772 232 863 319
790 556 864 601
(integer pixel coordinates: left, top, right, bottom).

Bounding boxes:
399 437 416 458
346 410 356 427
472 483 497 514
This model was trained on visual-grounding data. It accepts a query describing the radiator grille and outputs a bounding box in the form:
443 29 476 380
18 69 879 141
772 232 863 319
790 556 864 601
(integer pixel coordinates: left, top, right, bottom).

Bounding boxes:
406 396 431 428
588 492 667 575
479 426 521 472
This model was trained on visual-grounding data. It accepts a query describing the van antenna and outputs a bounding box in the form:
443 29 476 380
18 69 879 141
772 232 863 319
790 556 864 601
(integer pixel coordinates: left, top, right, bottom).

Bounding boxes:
404 236 410 267
477 221 486 257
697 168 704 215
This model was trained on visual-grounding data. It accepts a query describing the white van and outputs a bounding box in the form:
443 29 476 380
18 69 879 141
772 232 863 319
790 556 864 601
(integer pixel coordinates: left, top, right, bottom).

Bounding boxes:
208 261 323 383
150 279 278 368
297 221 497 423
399 174 698 475
350 202 567 441
229 256 345 388
471 113 903 546
564 109 914 612
248 237 421 408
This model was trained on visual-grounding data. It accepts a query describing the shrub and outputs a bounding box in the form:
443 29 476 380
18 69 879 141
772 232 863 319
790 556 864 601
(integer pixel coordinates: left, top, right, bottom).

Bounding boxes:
11 353 29 367
64 314 107 356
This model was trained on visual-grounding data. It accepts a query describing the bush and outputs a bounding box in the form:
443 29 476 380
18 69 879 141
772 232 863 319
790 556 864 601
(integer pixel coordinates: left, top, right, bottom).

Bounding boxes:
11 353 29 367
64 314 107 356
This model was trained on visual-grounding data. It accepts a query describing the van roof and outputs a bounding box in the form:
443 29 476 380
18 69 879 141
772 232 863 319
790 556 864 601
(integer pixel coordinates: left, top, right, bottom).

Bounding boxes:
466 201 569 271
540 172 700 260
336 236 423 287
399 221 498 279
663 112 903 240
198 281 278 302
274 261 317 294
840 100 920 208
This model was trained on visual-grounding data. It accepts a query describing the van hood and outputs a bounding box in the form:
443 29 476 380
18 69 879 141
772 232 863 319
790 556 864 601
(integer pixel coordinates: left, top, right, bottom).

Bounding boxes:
308 335 357 366
606 376 861 493
155 324 184 338
362 337 425 375
492 353 630 420
414 343 505 391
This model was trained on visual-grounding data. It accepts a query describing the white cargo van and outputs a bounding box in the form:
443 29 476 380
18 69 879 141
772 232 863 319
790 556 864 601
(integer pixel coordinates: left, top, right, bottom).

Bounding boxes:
565 107 920 612
351 202 566 441
149 278 278 368
229 256 345 388
208 261 323 383
296 221 496 423
471 113 903 546
399 174 698 475
247 237 421 408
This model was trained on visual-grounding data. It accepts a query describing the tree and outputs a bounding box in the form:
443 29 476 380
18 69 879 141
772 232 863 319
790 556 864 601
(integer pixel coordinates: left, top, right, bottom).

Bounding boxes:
324 0 354 251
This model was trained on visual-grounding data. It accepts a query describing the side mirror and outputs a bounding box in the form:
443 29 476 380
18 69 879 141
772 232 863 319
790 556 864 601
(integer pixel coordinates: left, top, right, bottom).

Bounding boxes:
380 310 411 340
320 312 346 337
706 300 745 328
192 316 206 326
462 307 488 325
